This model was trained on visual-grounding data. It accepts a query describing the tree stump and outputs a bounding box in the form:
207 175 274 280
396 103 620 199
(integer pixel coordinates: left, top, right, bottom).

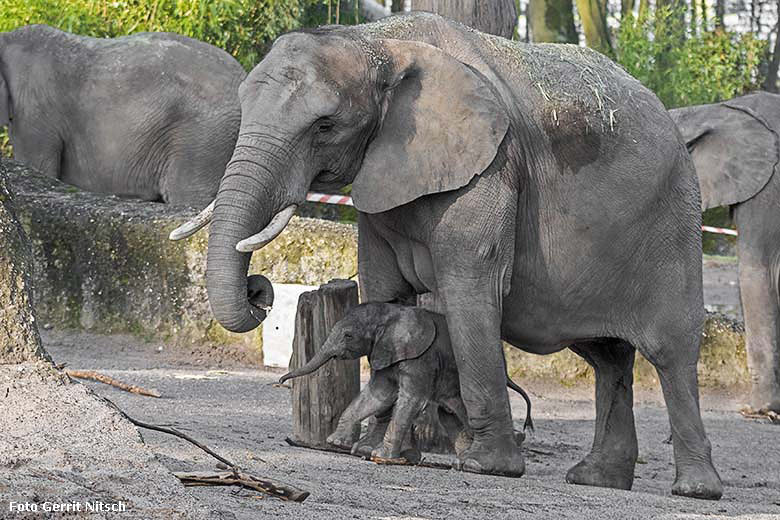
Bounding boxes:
289 279 361 447
412 292 455 454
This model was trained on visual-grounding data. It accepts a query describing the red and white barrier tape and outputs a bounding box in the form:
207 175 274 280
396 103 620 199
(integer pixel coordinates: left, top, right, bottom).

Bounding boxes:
306 192 354 206
702 225 738 236
306 194 739 237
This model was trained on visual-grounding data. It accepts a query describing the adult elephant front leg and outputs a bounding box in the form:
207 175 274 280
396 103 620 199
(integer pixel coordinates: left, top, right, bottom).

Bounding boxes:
437 274 523 477
566 340 638 490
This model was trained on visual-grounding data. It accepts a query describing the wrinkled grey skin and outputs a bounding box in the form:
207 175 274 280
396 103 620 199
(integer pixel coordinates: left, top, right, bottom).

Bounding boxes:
278 303 533 462
412 0 518 38
670 91 780 414
0 25 245 206
203 13 720 498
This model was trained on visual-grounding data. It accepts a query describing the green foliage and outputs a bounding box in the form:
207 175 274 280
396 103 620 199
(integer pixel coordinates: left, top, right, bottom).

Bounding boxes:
0 0 319 69
616 6 766 108
0 128 11 158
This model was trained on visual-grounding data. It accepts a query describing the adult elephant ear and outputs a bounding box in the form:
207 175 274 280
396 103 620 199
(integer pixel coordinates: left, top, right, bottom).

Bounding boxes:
0 74 9 127
351 40 509 214
369 307 437 371
671 92 780 210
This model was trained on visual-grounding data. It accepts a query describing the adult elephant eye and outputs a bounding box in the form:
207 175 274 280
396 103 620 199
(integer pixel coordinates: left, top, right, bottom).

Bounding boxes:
317 121 335 134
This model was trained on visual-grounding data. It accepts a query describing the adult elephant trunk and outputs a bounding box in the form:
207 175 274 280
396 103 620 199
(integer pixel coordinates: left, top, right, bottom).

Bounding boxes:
205 139 296 333
278 345 338 385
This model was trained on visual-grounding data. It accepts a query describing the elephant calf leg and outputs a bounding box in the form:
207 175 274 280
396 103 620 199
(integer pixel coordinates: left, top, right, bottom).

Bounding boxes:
372 392 427 462
327 381 395 451
566 340 638 491
351 409 392 457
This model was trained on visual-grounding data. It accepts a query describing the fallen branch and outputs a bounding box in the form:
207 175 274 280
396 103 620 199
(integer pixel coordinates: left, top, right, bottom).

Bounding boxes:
101 399 309 502
174 472 310 503
65 370 161 398
739 406 780 424
284 437 453 471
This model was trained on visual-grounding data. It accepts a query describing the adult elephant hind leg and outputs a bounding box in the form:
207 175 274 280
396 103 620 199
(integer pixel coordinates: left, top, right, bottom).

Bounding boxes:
638 330 723 500
565 340 637 490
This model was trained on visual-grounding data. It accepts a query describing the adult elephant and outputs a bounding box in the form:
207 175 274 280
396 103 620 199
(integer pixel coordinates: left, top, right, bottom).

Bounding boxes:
670 91 780 414
0 25 245 207
173 13 722 499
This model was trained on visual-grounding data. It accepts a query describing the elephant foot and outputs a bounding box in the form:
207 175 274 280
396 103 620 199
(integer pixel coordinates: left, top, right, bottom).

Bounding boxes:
326 432 355 451
565 455 635 490
456 433 525 478
671 465 723 500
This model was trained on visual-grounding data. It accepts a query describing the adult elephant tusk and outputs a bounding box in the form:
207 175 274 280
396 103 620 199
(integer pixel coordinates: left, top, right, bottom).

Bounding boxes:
169 201 215 241
236 204 297 252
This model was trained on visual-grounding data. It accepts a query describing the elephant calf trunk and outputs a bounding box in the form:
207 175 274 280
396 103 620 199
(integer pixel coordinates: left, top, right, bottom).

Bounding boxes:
278 350 336 385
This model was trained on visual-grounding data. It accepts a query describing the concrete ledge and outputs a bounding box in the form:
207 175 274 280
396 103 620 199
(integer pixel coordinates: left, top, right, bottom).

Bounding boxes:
3 160 358 356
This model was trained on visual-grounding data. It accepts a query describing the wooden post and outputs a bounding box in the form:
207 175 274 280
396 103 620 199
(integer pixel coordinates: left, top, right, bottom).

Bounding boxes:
412 292 455 454
289 279 361 447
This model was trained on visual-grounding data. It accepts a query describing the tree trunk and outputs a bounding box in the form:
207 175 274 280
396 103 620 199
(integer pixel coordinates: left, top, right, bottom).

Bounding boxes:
715 0 725 28
529 0 579 43
289 279 361 447
766 13 780 93
575 0 613 55
621 0 635 19
411 0 519 38
0 161 49 364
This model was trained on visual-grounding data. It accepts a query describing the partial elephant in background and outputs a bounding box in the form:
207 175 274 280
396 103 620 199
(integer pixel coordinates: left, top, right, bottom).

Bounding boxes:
278 303 533 463
670 91 780 413
0 25 245 207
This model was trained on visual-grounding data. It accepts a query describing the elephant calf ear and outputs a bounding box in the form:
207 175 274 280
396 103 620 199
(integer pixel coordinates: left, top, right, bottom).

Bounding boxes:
0 74 9 127
352 40 509 214
369 308 437 371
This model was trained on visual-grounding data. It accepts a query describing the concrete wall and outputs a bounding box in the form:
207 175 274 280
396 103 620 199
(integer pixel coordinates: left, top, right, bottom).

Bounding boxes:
3 160 357 361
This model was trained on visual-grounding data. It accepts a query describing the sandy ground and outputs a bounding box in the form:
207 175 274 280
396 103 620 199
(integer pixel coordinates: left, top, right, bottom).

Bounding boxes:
37 323 780 520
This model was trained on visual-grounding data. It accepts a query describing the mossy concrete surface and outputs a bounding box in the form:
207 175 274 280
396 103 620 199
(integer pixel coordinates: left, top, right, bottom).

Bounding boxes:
0 161 49 363
505 313 748 388
2 160 358 352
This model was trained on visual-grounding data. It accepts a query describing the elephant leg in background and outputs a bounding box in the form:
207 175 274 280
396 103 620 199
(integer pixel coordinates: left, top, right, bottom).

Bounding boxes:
734 196 780 413
566 340 637 490
637 329 723 499
326 376 396 451
438 397 471 456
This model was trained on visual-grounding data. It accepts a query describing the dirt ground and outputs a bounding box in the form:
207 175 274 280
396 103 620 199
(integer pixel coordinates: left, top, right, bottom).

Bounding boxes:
40 319 779 520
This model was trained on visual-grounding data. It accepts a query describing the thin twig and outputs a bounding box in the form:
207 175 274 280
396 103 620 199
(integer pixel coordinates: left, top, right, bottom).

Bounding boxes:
284 437 453 470
65 370 161 398
100 399 308 501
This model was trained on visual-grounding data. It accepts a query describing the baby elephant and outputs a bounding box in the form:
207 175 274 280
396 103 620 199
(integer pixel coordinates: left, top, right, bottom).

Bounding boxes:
279 302 532 462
